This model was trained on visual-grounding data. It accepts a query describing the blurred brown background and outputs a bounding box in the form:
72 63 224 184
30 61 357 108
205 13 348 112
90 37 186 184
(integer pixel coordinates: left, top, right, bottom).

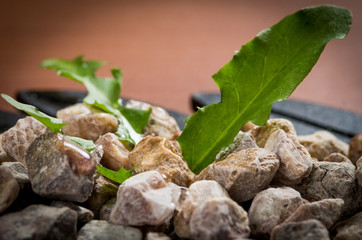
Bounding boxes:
0 0 361 115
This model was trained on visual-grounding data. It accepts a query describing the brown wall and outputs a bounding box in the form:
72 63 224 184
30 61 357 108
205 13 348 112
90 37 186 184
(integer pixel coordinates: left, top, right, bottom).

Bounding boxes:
0 0 361 114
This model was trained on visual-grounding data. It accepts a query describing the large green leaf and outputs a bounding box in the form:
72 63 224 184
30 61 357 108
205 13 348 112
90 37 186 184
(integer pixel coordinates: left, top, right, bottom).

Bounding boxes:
177 5 352 173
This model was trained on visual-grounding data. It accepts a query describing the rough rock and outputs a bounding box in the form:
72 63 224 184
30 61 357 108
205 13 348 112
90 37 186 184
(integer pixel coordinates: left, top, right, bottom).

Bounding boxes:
323 153 353 164
174 180 230 238
0 204 77 240
348 132 362 164
248 187 305 238
129 136 195 187
77 220 142 240
0 166 19 214
0 162 29 188
265 129 312 185
2 116 48 166
283 198 344 229
271 219 330 240
251 118 297 148
241 122 256 132
146 232 171 240
189 197 250 240
100 198 116 221
26 132 97 202
0 134 12 164
293 161 360 216
332 212 362 240
356 157 362 187
51 201 94 227
215 131 258 162
110 170 181 226
125 99 180 140
198 148 280 203
298 131 348 161
95 133 131 171
86 174 118 218
57 103 118 141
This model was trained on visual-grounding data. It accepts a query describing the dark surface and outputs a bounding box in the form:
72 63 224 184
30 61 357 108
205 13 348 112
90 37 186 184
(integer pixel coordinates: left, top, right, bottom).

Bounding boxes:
2 91 360 144
15 90 187 129
192 92 362 143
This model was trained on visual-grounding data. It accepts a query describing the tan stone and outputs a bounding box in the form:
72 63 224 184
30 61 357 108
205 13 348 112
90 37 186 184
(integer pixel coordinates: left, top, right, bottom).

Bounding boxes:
129 136 195 187
332 212 362 240
57 103 118 141
198 148 279 203
96 133 131 171
348 132 362 165
298 131 348 161
2 116 48 166
251 118 296 148
265 129 312 185
125 100 180 140
110 171 181 226
174 180 229 238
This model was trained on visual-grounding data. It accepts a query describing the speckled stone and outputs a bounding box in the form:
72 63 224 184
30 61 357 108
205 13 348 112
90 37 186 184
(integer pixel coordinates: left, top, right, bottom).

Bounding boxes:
265 129 312 185
331 212 362 240
298 131 348 161
110 171 181 226
0 166 19 214
189 197 250 240
198 148 279 203
271 219 329 240
248 187 304 238
26 133 97 202
348 132 362 165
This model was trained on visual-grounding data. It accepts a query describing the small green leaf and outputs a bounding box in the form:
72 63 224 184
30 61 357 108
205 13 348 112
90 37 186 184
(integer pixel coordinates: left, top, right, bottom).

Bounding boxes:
119 106 152 134
96 165 133 184
41 56 150 145
1 94 66 133
65 136 95 152
177 5 352 173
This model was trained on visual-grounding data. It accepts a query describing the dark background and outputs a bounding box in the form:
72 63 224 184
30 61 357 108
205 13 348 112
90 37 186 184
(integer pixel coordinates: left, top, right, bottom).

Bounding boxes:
0 0 361 115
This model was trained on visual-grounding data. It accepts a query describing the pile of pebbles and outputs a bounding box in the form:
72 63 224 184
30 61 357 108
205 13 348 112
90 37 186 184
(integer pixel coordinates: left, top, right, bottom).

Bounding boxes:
0 101 361 240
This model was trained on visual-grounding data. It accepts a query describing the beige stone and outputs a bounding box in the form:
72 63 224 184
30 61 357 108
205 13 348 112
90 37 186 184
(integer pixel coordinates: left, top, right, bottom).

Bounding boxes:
283 198 344 229
129 136 195 187
348 132 362 164
251 118 296 148
265 129 312 185
96 133 131 171
110 171 181 226
57 103 118 141
125 100 180 140
298 131 348 161
198 148 279 203
0 166 19 214
323 152 353 164
174 180 229 238
189 197 250 240
332 212 362 240
2 116 48 166
248 187 304 238
356 157 362 187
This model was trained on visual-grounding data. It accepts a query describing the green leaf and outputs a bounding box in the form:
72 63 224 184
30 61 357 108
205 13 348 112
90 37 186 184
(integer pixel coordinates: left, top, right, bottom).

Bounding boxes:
96 165 133 184
119 105 152 133
1 94 66 133
41 56 150 145
65 136 95 152
177 5 352 174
